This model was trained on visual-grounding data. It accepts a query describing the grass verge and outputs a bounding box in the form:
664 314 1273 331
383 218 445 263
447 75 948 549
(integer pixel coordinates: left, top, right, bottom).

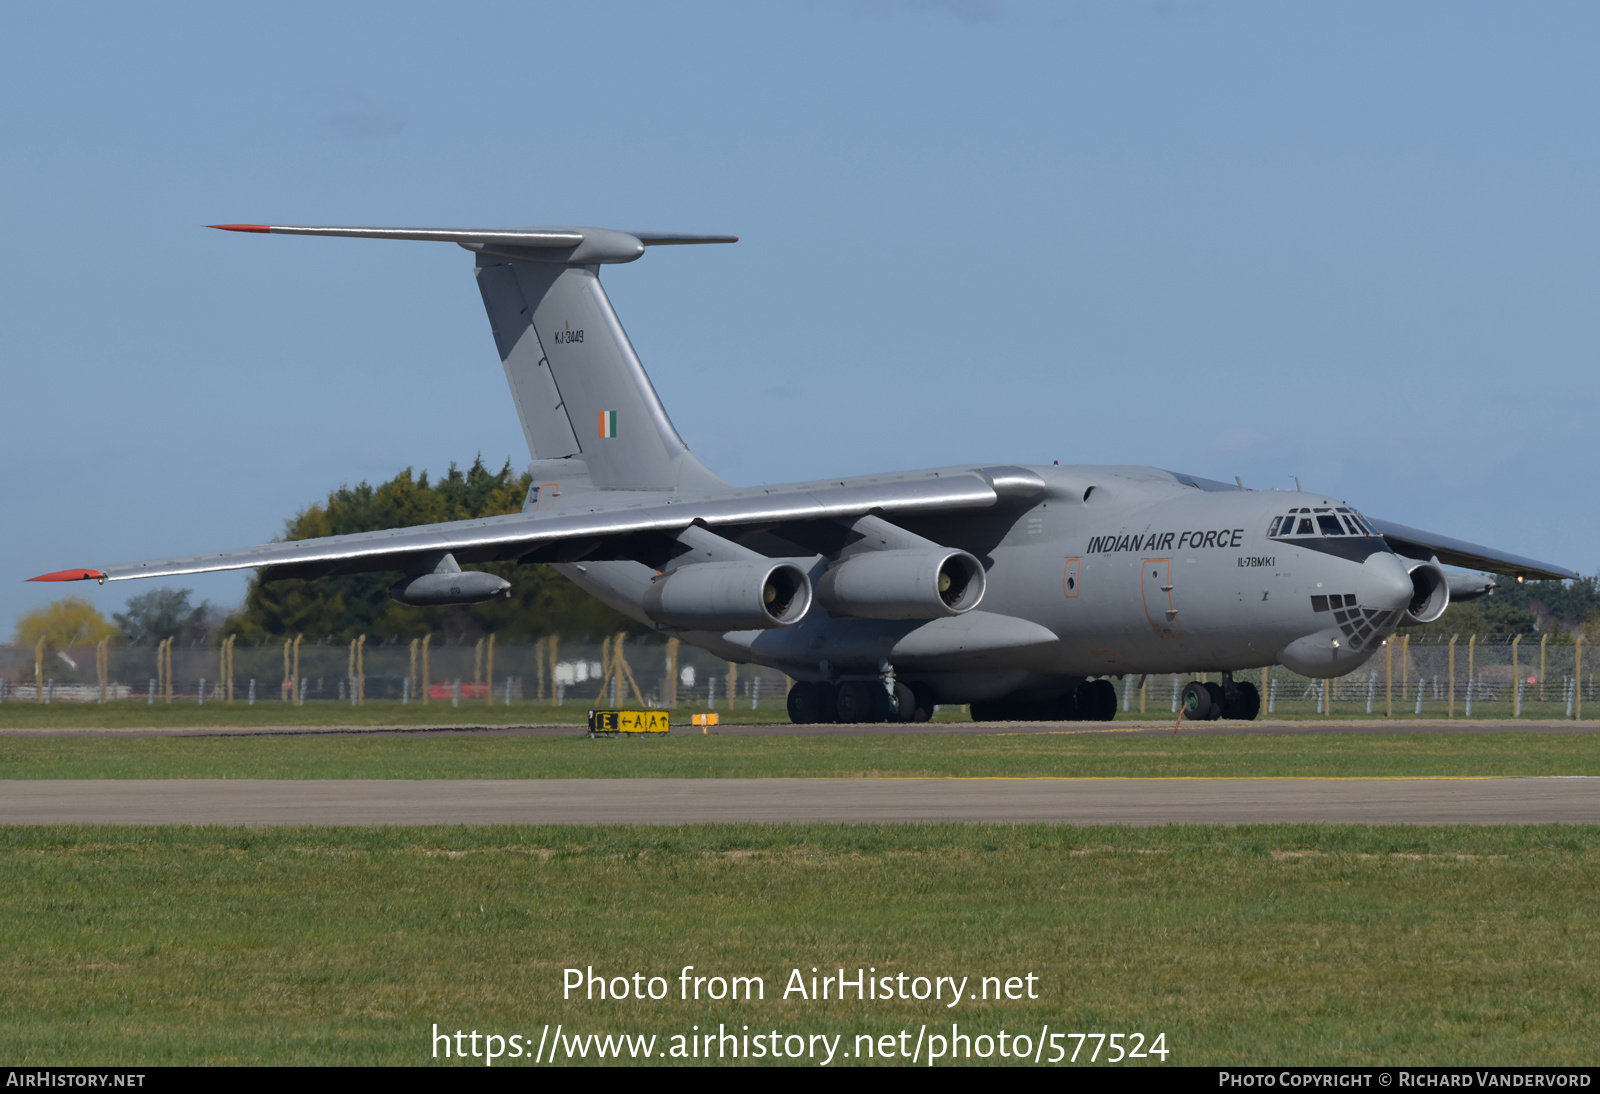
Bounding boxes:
1 731 1597 780
1 823 1595 1065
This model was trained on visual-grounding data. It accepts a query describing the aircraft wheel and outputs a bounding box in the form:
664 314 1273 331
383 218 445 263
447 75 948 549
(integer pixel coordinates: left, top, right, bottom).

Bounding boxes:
787 682 824 724
836 680 877 724
891 682 918 723
1084 679 1119 721
1202 681 1226 721
969 700 1003 722
1223 681 1261 721
869 682 896 723
1180 681 1213 721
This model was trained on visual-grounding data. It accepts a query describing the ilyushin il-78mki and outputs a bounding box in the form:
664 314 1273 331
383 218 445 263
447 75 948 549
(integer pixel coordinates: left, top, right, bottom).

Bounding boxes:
33 224 1578 723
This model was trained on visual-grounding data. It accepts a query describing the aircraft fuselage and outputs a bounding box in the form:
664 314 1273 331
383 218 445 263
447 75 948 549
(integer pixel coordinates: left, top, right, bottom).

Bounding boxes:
556 463 1416 704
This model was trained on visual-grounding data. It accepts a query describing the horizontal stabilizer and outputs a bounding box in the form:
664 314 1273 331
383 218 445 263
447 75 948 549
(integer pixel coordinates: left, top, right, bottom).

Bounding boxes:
209 224 736 264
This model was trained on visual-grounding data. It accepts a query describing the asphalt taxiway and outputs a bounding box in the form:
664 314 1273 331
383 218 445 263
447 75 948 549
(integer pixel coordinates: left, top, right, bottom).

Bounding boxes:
1 776 1594 826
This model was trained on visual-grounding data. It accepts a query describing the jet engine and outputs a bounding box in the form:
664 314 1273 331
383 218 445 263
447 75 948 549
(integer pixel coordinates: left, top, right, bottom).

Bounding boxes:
388 570 511 606
815 548 985 620
643 560 812 631
1402 558 1450 624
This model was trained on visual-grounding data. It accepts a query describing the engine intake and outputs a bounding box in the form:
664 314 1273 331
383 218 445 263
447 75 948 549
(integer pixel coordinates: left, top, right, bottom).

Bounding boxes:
816 547 986 620
643 561 812 631
1403 558 1450 624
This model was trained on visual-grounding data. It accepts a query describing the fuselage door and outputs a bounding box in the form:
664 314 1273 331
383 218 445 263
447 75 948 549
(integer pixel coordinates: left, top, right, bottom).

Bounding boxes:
1063 557 1082 599
1141 557 1181 637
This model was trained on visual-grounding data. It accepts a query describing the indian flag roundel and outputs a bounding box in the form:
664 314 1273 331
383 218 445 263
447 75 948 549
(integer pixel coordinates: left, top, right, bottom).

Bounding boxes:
598 410 617 438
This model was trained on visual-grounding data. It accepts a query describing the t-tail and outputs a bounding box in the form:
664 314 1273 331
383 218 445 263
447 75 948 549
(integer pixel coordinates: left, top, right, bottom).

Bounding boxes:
210 223 736 493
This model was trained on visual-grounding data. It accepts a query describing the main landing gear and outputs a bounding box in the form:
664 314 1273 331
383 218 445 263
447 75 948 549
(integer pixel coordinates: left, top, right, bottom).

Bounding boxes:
1179 672 1261 722
969 679 1119 723
788 679 934 724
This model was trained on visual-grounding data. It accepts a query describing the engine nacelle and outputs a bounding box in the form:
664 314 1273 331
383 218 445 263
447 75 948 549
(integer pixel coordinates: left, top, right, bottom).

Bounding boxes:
1402 558 1450 624
815 548 985 620
388 570 511 606
643 561 812 631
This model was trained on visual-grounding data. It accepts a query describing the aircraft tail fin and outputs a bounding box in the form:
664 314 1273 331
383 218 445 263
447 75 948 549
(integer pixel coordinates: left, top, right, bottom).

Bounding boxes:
211 224 735 492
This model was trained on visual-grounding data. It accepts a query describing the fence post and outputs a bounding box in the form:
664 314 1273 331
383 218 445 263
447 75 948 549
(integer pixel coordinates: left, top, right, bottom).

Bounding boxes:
1577 636 1585 720
1366 670 1376 714
534 636 547 700
1448 635 1458 719
548 635 560 706
421 634 431 706
1170 677 1179 714
1140 675 1148 714
1122 675 1131 712
474 638 485 694
348 639 357 706
34 637 44 705
1267 676 1277 714
664 636 679 708
291 634 302 707
1467 635 1477 716
1401 634 1410 711
485 634 495 708
1540 633 1549 702
283 638 292 702
727 661 738 716
1384 638 1392 718
357 634 366 706
1511 634 1522 719
98 637 109 705
166 638 173 704
248 678 256 706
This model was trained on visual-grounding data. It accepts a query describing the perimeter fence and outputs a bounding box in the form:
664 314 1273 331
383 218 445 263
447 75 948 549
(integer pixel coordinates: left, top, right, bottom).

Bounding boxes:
0 633 1593 719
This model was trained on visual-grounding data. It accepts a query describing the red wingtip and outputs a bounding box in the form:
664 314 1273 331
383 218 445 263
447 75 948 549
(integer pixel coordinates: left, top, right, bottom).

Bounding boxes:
28 569 106 583
207 224 271 233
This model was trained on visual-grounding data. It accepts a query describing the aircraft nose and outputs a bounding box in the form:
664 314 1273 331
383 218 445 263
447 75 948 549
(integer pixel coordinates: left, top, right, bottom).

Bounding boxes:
1360 552 1414 612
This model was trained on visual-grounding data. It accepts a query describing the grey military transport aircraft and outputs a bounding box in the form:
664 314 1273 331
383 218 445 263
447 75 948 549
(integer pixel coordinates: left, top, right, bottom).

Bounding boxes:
32 224 1579 723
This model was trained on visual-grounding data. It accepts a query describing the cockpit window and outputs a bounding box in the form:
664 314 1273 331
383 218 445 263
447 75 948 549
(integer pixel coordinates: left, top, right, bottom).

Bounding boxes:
1270 505 1376 539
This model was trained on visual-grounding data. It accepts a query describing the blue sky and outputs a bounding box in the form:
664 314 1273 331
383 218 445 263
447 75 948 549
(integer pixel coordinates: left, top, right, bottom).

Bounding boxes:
2 1 1596 628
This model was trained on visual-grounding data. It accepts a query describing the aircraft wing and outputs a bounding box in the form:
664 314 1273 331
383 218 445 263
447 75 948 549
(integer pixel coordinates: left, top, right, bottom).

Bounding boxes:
1365 517 1579 581
30 468 1044 585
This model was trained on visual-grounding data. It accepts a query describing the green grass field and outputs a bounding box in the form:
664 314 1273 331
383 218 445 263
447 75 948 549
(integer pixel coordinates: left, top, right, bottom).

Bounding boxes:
2 824 1596 1066
1 730 1597 780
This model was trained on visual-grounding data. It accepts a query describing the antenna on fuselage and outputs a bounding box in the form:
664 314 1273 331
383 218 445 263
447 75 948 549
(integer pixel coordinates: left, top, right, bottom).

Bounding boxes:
1292 475 1302 492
